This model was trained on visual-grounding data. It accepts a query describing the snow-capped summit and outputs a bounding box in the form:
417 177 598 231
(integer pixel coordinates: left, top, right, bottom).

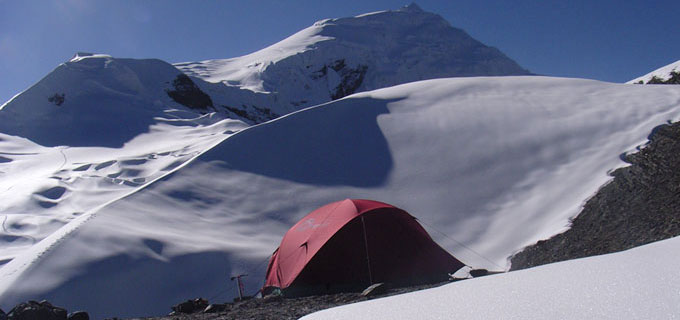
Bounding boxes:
176 4 530 117
0 53 214 147
627 59 680 84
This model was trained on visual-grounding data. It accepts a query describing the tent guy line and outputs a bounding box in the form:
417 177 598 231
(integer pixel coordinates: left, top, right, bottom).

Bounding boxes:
416 218 505 271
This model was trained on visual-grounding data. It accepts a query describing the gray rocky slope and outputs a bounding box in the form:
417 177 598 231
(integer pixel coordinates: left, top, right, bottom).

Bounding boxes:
511 121 680 270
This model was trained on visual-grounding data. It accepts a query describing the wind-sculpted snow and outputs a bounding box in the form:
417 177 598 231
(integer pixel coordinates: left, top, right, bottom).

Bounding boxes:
0 117 245 267
2 76 679 318
175 4 529 118
0 53 248 271
303 235 680 320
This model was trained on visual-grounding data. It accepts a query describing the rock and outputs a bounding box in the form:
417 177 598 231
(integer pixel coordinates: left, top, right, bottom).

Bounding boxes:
67 311 89 320
165 74 213 110
469 269 489 277
171 298 209 314
47 93 65 106
511 122 680 270
263 294 284 303
360 283 387 297
0 308 7 320
7 300 67 320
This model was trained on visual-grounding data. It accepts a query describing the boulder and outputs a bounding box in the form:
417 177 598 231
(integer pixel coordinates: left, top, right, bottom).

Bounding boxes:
7 300 67 320
171 298 209 314
469 269 489 277
67 311 89 320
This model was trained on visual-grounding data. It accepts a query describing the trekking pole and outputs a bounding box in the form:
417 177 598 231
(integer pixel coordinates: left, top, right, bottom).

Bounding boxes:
230 274 248 301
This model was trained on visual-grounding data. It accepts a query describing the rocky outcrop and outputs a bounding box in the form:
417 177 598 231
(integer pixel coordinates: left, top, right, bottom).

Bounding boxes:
330 62 368 100
48 93 65 106
647 71 680 84
170 298 209 315
3 300 88 320
511 121 680 270
166 74 214 110
223 105 279 124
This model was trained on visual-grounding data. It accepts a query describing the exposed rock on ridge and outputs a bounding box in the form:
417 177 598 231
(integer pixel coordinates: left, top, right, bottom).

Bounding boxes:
511 121 680 270
176 4 531 121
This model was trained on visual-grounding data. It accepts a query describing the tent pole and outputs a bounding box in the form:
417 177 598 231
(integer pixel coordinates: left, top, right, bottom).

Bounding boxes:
361 215 373 285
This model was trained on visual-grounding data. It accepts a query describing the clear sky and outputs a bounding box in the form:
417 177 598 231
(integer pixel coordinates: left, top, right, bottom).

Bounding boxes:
1 0 679 104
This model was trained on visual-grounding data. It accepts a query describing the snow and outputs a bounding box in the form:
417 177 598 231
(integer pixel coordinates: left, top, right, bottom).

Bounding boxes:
0 53 210 147
68 52 112 63
1 76 679 318
627 59 680 84
1 5 679 319
303 235 680 320
175 5 529 116
0 54 247 269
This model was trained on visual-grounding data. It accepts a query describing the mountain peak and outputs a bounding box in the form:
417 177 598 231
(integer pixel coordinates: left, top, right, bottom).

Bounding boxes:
399 2 424 13
176 4 530 118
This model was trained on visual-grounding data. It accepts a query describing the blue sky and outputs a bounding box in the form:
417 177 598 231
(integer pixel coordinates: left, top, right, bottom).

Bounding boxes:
1 0 678 104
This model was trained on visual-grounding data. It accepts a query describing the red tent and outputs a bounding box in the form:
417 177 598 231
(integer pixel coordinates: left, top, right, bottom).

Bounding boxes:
263 199 464 296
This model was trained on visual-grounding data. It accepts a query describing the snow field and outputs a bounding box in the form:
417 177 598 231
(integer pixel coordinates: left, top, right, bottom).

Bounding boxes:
303 234 680 320
2 76 679 318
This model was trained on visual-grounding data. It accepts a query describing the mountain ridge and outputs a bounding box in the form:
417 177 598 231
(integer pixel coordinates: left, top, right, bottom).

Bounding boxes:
3 4 679 319
175 4 530 120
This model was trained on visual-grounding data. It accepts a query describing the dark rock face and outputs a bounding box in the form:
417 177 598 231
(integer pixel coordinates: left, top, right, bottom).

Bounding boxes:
7 300 67 320
330 63 368 100
311 59 369 101
511 122 680 270
223 105 279 124
166 74 214 110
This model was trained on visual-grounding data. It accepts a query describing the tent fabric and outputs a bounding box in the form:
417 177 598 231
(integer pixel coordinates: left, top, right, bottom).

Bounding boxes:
263 199 464 294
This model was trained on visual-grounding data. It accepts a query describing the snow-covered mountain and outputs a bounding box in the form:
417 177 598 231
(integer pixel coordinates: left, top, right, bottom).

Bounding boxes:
1 4 679 319
175 3 530 121
1 76 679 318
0 3 531 274
627 59 680 84
0 52 219 148
0 52 246 268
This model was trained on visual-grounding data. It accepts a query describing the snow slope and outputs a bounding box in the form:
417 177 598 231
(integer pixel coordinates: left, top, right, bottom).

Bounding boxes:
176 4 529 118
2 76 679 318
0 53 247 267
303 235 680 320
0 2 532 274
0 4 534 305
627 59 680 84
